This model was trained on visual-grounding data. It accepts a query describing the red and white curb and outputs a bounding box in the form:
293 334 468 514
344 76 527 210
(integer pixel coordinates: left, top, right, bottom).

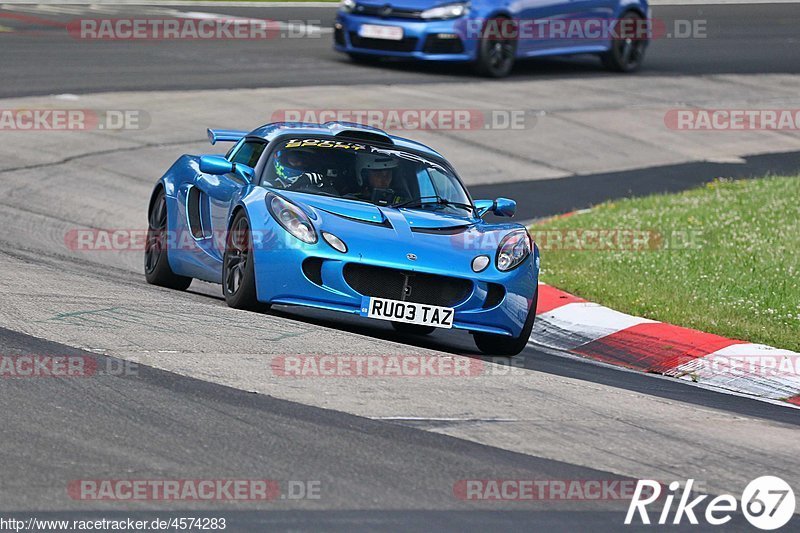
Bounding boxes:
531 283 800 406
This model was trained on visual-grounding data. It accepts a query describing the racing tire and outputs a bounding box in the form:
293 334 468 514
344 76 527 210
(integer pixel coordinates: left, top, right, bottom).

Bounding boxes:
144 188 193 290
600 11 648 73
391 322 436 336
473 17 517 78
472 290 538 356
222 210 269 312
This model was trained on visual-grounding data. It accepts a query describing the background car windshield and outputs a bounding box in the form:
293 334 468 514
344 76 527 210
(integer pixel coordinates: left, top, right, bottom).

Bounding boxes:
263 139 472 214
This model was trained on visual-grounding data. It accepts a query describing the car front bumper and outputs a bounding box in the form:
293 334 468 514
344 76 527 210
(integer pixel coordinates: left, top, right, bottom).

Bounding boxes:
334 13 478 62
247 197 539 338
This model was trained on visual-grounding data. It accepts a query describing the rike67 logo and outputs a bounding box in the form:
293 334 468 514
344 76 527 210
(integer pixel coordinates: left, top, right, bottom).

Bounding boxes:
625 477 795 529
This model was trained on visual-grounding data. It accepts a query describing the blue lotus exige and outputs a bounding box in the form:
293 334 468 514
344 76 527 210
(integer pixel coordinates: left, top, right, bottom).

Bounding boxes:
334 0 650 77
145 122 539 355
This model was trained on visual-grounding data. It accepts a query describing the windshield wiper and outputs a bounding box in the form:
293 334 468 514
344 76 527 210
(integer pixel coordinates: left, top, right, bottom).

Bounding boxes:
391 195 474 213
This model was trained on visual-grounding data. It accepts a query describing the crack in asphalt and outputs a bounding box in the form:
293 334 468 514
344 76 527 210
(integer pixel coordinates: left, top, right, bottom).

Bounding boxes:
0 137 203 175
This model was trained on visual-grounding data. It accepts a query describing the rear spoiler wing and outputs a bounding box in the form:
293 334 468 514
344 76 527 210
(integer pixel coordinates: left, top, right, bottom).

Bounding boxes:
207 128 248 145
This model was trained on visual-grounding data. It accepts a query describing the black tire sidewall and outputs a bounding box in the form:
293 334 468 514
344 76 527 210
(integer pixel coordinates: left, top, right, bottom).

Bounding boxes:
602 12 647 73
223 211 267 311
474 17 517 78
473 288 538 356
144 189 192 290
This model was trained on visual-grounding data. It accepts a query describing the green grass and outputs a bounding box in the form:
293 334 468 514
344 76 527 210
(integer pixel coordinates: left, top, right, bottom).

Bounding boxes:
532 176 800 351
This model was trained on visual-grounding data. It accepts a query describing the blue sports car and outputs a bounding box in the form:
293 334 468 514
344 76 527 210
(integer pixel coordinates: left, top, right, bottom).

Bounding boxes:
145 122 539 355
334 0 650 77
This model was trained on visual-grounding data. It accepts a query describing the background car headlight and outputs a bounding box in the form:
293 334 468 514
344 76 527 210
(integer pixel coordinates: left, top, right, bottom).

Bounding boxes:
267 194 317 244
420 2 469 20
496 230 531 272
322 231 347 253
339 0 356 13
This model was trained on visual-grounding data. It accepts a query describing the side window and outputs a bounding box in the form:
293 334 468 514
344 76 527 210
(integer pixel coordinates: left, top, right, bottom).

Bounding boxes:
230 141 266 168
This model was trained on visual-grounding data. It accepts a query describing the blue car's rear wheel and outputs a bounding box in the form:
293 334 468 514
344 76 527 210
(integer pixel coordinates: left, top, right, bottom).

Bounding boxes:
601 11 648 72
223 210 269 312
144 188 192 290
474 17 517 78
473 290 538 356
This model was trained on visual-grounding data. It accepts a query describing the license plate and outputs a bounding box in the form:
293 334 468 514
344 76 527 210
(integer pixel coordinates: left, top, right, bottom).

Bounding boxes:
360 297 454 329
358 24 403 41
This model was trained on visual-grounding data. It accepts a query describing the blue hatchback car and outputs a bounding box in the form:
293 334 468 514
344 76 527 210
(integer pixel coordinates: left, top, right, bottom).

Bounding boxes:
334 0 650 77
145 122 540 356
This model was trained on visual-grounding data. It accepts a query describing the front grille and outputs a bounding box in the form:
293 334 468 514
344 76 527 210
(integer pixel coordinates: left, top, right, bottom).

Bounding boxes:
422 35 465 54
344 264 472 308
352 5 422 18
349 32 418 52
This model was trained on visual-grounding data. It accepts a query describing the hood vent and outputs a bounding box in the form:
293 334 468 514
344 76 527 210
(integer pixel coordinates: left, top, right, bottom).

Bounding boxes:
410 225 471 235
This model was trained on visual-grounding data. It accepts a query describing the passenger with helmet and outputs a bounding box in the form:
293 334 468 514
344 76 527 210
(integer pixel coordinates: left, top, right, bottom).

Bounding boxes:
355 152 409 205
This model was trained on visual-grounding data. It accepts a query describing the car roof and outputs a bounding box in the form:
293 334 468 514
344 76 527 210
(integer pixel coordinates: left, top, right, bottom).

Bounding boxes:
247 121 444 160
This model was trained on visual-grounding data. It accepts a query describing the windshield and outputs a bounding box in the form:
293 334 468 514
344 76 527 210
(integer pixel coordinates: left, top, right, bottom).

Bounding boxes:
263 138 473 215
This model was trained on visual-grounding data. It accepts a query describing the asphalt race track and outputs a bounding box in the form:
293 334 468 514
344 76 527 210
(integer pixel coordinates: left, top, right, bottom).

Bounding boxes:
1 2 799 531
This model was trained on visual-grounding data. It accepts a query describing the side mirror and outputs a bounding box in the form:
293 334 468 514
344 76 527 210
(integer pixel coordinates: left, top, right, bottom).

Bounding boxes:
199 155 254 182
494 198 516 217
474 198 517 218
199 155 234 175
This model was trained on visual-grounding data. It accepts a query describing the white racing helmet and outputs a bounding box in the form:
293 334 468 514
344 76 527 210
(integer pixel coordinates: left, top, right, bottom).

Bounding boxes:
357 153 398 185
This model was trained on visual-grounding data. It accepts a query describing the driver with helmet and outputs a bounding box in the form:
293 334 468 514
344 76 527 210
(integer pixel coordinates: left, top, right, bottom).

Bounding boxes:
269 148 325 189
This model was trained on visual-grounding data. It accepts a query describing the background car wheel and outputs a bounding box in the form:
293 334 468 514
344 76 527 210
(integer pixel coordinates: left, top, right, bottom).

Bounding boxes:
600 11 648 73
391 322 436 336
474 17 517 78
144 188 192 290
473 290 538 356
222 211 269 312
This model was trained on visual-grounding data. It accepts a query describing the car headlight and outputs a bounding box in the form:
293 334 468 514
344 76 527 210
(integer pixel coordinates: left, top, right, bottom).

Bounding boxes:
420 2 469 20
267 194 317 244
340 0 356 13
496 229 531 272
